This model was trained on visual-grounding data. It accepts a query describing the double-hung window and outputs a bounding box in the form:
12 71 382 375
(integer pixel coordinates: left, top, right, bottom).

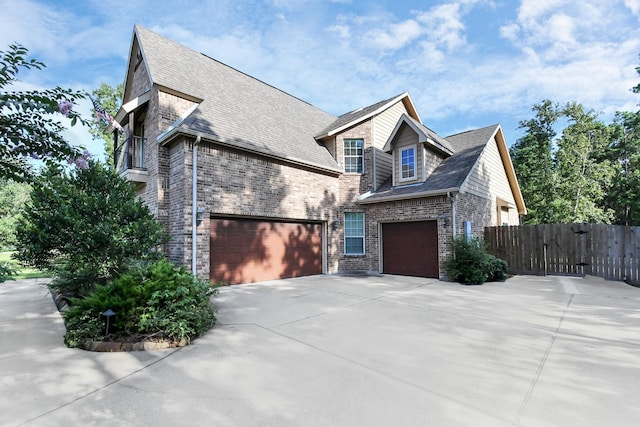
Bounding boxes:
344 139 363 173
344 212 365 255
400 146 416 181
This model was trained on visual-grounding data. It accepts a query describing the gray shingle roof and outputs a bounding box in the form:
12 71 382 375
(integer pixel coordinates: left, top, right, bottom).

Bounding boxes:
405 115 455 154
135 25 340 172
316 94 407 138
360 124 499 203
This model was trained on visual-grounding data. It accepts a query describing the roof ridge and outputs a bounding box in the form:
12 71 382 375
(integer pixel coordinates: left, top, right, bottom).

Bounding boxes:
198 52 316 109
136 24 322 112
446 123 499 138
337 93 406 118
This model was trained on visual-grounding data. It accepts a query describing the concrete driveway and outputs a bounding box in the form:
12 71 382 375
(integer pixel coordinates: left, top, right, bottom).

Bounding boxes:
1 274 640 426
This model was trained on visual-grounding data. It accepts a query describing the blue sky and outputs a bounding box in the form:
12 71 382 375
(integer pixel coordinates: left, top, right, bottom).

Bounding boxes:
2 0 640 159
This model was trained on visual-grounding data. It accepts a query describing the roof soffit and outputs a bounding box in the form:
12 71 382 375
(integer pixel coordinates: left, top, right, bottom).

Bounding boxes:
494 126 527 215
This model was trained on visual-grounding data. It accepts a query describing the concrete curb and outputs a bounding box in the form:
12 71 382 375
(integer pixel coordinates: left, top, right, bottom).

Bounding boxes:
80 339 188 352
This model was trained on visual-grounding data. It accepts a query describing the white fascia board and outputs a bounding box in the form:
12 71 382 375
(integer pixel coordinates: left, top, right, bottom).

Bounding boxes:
114 91 151 123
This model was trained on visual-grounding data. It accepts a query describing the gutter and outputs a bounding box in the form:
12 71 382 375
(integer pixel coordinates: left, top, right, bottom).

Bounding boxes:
159 128 342 177
357 187 459 205
192 135 201 275
372 116 377 191
447 191 457 239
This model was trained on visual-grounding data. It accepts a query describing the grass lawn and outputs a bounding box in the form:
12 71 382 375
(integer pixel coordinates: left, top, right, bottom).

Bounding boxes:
0 251 49 280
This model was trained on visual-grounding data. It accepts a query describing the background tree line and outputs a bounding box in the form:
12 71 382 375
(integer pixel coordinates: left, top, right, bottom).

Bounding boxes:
510 62 640 226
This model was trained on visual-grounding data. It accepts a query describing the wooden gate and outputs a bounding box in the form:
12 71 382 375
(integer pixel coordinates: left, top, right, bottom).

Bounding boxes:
484 224 640 284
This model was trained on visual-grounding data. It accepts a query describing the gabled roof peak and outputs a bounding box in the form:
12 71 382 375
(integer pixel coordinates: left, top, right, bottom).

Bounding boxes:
315 92 420 139
382 114 454 155
127 24 340 173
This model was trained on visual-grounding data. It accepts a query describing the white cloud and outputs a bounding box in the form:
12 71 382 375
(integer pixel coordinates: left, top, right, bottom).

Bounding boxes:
0 0 64 58
415 3 466 51
517 0 565 25
369 19 423 50
546 13 575 45
4 0 638 151
326 24 350 40
499 23 520 42
488 0 640 128
625 0 640 14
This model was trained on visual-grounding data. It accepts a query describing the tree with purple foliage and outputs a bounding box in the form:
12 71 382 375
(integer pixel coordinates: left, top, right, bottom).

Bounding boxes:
0 43 89 182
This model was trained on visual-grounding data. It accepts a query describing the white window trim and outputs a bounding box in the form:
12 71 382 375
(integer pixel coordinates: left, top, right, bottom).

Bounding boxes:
344 212 365 256
399 145 417 182
343 138 364 174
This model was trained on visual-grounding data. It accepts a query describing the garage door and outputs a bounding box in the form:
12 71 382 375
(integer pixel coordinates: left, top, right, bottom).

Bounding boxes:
210 218 323 285
382 221 439 278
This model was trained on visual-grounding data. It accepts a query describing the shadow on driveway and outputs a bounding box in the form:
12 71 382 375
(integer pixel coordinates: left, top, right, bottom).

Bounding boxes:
1 274 639 426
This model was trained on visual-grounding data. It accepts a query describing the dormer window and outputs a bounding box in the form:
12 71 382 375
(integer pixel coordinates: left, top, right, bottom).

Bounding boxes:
344 139 363 173
400 146 416 181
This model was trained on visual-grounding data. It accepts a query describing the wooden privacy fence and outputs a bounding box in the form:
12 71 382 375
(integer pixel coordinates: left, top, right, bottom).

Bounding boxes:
484 224 640 284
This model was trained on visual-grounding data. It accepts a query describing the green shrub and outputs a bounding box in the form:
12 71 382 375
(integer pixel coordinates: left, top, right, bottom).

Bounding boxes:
15 161 168 297
444 236 508 285
63 259 217 347
0 261 17 283
63 309 104 348
485 256 508 282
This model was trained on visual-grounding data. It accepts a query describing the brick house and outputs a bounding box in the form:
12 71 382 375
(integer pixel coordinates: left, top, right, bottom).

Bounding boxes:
113 25 526 284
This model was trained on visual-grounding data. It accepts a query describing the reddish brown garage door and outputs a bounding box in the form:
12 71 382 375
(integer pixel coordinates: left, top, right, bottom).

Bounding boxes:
382 221 439 278
210 218 323 285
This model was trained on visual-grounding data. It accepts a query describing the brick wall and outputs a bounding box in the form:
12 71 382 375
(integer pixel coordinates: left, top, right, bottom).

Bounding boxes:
456 192 495 236
167 141 187 265
169 138 341 278
129 88 202 249
126 73 507 280
158 92 196 126
364 196 452 277
333 120 375 271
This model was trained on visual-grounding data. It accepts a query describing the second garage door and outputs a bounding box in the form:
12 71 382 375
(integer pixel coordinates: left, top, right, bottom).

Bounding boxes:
382 221 439 278
210 218 323 285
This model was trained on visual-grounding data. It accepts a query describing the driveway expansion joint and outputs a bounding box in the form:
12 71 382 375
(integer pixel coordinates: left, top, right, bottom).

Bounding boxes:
242 322 513 426
16 347 183 426
514 294 575 424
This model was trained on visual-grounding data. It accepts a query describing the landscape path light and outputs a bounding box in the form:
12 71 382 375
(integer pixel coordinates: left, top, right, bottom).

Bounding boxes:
102 309 115 338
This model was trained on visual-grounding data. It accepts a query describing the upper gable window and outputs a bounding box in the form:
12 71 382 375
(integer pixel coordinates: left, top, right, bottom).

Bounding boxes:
400 146 416 181
344 139 363 174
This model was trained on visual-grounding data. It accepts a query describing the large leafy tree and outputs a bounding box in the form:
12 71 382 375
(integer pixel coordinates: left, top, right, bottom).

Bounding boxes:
512 100 618 224
0 179 31 250
0 44 88 182
606 111 640 225
554 103 616 223
15 161 168 296
605 58 640 225
510 100 561 224
89 82 123 166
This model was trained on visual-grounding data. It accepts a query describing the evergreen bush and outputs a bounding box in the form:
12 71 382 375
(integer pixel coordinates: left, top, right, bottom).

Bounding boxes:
444 236 508 285
63 259 217 347
14 161 168 296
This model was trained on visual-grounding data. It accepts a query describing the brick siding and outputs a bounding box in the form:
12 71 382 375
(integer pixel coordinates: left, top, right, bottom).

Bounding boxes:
126 80 508 281
168 138 341 278
364 196 452 277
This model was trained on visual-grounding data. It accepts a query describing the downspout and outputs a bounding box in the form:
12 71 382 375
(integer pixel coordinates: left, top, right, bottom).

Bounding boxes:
447 191 457 239
371 117 377 191
192 135 202 275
